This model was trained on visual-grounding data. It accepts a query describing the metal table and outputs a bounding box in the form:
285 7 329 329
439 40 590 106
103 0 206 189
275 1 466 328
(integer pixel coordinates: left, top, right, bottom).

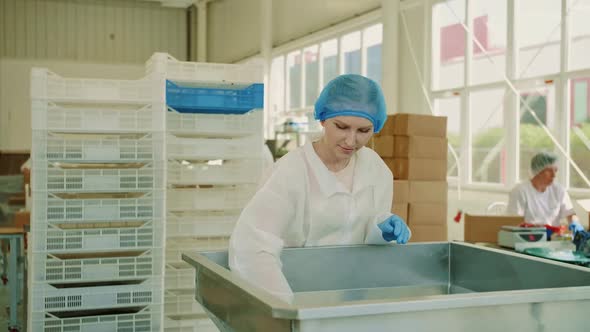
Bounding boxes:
183 242 590 332
0 227 26 332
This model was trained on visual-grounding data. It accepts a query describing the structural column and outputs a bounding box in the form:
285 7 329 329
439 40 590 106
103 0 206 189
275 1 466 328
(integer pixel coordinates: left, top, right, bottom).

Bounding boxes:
197 0 208 62
261 0 272 138
381 0 399 114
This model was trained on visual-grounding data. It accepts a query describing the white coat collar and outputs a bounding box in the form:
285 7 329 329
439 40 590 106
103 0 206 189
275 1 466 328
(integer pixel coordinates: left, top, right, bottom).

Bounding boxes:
303 141 374 197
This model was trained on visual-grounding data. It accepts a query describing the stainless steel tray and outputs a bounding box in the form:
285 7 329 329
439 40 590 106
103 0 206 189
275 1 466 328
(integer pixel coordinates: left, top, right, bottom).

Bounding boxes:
182 242 590 332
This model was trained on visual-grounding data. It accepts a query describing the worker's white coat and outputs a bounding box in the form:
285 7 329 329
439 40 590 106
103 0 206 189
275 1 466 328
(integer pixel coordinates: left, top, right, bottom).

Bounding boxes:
229 141 396 302
507 181 575 227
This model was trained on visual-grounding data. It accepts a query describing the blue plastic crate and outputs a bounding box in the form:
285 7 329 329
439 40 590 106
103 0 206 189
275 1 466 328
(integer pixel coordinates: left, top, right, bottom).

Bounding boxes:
166 80 264 114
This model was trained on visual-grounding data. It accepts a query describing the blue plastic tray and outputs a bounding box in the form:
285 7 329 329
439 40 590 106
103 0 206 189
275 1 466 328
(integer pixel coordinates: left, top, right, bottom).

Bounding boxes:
166 80 264 114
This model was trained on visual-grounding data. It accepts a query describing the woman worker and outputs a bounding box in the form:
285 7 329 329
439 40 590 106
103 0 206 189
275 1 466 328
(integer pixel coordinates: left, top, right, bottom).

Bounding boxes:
228 74 411 302
507 152 584 236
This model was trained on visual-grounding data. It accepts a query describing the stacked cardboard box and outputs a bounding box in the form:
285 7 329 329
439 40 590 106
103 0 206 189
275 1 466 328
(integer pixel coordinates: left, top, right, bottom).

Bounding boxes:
374 113 448 242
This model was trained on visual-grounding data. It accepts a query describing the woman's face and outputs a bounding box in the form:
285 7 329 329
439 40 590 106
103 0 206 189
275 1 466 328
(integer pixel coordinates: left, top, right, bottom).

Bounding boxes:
537 165 557 186
321 116 374 159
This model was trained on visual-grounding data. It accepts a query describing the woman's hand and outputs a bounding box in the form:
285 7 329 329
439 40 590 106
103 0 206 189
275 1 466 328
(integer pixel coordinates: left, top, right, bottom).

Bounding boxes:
377 215 410 244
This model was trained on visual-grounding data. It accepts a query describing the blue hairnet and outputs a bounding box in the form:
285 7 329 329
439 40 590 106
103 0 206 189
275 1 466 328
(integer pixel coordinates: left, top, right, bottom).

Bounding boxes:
314 74 387 133
531 151 558 175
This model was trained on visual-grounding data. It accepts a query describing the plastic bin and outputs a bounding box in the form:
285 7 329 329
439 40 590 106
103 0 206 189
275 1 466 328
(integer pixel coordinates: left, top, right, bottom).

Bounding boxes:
165 291 205 316
166 186 256 212
33 191 165 224
166 211 239 238
167 159 263 186
31 221 164 253
165 263 195 290
31 249 164 284
167 135 262 160
33 131 164 162
166 81 263 114
30 278 163 313
31 101 165 133
164 313 217 332
165 237 229 264
31 68 164 103
146 52 262 85
166 108 262 137
30 305 162 332
32 161 165 193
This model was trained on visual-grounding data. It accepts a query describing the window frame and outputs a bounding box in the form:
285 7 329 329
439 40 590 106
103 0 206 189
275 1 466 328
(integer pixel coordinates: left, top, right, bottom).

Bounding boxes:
424 0 590 192
268 12 383 138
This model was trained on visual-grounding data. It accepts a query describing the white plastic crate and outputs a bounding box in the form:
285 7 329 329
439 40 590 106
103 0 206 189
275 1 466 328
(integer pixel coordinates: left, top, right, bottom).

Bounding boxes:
166 109 262 137
165 291 205 316
165 237 229 264
32 161 165 193
165 263 195 290
31 67 164 103
34 191 165 224
146 52 262 85
166 211 239 238
32 221 164 253
165 313 218 332
168 159 263 186
33 131 164 162
31 101 165 133
31 305 163 332
31 249 164 284
167 134 263 160
31 278 163 313
166 185 256 211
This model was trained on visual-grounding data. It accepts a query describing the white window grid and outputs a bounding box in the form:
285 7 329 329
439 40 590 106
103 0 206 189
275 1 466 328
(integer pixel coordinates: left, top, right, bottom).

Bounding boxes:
418 0 590 192
269 16 383 137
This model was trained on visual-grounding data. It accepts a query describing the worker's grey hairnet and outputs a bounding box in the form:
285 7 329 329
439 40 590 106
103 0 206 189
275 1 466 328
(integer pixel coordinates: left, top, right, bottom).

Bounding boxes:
530 151 558 176
314 74 387 133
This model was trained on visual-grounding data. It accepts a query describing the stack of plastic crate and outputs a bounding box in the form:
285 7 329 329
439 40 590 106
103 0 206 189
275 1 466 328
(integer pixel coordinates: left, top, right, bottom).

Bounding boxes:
146 53 265 332
29 68 166 332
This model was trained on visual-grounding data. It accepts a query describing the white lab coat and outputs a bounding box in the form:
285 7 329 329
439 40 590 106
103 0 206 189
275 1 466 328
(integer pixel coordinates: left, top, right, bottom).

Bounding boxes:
507 181 575 227
229 141 395 302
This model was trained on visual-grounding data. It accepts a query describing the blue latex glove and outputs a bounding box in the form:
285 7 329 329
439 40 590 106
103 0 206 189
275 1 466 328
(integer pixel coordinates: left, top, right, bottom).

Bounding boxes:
377 215 410 244
569 219 584 235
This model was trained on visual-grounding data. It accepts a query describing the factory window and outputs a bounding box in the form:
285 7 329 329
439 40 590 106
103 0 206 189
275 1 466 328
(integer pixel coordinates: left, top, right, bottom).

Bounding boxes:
518 86 556 181
470 0 507 85
517 0 561 79
434 96 461 178
425 0 590 190
287 51 302 109
432 0 466 90
569 0 590 71
342 31 362 75
270 22 383 142
365 24 383 84
471 88 507 184
570 77 590 188
321 39 339 87
304 45 320 107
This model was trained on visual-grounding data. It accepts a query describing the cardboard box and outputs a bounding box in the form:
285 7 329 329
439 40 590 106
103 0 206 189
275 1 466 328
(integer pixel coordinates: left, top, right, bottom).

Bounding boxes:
392 203 408 221
408 203 447 226
394 136 447 159
392 113 447 137
383 157 394 172
391 158 447 181
13 210 30 228
373 136 394 157
409 225 447 242
375 115 395 136
393 180 409 203
408 181 447 203
464 214 524 243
